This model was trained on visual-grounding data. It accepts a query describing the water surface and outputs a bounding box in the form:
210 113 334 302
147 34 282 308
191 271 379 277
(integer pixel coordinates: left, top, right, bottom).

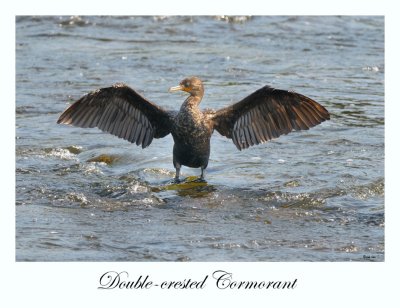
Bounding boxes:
16 16 384 261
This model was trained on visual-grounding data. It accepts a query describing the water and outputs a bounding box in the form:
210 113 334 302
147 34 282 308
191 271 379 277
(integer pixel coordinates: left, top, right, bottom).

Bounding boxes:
16 16 384 261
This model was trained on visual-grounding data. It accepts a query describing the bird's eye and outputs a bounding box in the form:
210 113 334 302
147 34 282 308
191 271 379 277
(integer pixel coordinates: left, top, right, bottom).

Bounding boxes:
184 81 190 88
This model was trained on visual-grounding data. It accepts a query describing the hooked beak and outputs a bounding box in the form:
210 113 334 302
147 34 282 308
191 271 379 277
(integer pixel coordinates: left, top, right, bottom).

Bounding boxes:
168 85 184 93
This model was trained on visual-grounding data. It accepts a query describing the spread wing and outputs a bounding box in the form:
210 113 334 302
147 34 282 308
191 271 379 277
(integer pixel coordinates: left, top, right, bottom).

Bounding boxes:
211 86 330 150
57 83 174 148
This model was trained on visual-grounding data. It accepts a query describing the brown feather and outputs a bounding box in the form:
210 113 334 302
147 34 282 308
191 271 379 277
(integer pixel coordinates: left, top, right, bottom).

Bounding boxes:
212 85 329 149
57 84 173 148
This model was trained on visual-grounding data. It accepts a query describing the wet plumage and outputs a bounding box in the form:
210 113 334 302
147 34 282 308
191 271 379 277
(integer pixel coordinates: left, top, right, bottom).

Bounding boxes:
57 77 330 181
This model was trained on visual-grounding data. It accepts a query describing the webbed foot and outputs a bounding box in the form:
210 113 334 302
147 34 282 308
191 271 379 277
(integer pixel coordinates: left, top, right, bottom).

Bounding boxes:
173 177 182 184
187 176 207 183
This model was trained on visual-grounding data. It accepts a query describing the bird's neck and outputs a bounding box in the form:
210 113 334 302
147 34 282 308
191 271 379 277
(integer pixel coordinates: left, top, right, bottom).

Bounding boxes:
181 95 202 110
178 96 205 128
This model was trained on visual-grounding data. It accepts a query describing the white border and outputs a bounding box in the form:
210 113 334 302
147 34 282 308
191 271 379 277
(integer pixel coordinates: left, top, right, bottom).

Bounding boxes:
3 0 399 307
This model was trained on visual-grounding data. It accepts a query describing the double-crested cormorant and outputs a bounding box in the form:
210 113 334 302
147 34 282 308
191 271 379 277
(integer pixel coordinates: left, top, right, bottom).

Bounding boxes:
57 77 330 181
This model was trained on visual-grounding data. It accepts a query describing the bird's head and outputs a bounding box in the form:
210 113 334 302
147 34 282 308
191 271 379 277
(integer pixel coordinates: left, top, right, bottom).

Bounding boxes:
169 76 204 98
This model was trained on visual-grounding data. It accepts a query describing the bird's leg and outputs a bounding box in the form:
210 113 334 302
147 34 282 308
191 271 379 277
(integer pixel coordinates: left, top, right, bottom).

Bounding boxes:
174 164 181 183
199 167 206 181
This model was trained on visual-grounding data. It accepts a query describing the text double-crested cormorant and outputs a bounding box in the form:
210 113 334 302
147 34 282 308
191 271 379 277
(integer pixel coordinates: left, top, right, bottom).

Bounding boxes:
57 77 330 181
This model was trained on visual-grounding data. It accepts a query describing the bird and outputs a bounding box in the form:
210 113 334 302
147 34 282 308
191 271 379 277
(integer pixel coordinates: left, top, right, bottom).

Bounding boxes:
57 76 330 182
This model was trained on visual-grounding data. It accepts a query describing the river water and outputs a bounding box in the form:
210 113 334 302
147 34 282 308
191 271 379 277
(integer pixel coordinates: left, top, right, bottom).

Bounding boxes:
16 16 384 261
